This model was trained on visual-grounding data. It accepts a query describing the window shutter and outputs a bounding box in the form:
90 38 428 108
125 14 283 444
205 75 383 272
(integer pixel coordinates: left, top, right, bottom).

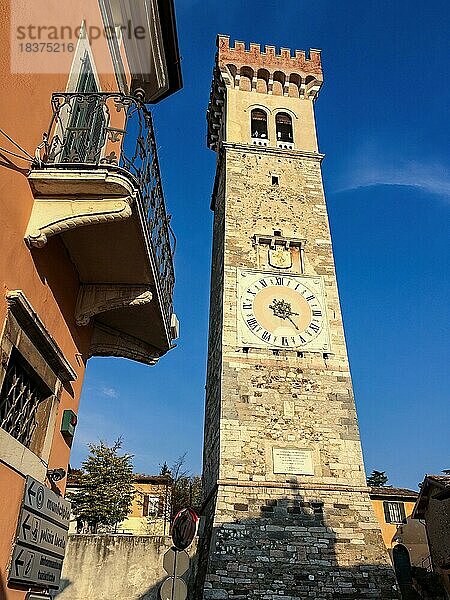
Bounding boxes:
383 501 391 523
399 502 406 523
143 494 149 517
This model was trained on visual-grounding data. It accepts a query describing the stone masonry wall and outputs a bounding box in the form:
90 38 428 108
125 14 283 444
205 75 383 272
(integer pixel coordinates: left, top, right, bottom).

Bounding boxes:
204 486 398 599
218 146 366 488
197 144 399 598
203 161 226 500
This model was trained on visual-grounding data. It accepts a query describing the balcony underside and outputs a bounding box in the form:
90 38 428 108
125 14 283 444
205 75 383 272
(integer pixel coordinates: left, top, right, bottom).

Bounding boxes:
26 168 172 364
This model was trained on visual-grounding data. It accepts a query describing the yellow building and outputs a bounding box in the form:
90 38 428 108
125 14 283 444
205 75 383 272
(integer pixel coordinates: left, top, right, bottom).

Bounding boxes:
370 486 430 567
370 486 433 599
67 473 172 536
121 474 172 536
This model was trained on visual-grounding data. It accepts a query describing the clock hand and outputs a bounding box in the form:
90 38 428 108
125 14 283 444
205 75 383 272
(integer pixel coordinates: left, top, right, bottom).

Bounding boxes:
286 315 299 330
269 299 299 321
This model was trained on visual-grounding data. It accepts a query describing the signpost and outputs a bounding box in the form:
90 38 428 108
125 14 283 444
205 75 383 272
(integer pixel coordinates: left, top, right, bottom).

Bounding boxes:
159 577 187 600
17 508 68 557
159 508 198 600
22 477 71 526
163 548 189 578
171 508 199 551
10 546 64 588
8 476 70 590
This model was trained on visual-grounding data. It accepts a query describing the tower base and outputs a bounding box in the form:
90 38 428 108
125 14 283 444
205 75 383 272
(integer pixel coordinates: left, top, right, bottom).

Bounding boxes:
195 482 399 599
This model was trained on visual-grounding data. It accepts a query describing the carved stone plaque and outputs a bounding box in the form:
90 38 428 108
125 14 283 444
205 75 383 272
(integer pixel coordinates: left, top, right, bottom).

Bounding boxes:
272 448 314 475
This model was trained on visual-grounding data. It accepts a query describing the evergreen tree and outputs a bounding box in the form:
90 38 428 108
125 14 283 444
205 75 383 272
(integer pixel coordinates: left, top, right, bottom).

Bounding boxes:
367 470 389 487
69 439 135 533
159 461 171 476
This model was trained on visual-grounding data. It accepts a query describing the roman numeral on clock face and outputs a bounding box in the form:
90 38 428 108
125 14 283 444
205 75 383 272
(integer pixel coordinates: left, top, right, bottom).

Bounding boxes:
242 302 252 310
312 310 322 317
247 318 258 330
309 322 320 333
262 331 271 342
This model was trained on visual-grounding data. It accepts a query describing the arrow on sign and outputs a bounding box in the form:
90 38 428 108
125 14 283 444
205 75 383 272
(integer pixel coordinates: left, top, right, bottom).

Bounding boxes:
27 481 36 505
14 550 24 577
22 514 31 540
24 553 34 577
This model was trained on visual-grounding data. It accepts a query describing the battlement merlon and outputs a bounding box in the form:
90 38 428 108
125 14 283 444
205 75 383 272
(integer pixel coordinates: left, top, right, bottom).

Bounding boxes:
207 35 323 152
216 34 323 87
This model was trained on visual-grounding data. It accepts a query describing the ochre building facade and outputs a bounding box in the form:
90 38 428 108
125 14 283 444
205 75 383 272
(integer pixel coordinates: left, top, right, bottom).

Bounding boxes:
0 1 181 597
196 36 399 599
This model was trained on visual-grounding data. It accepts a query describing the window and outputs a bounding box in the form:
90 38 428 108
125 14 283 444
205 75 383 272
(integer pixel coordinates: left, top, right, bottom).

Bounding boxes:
251 109 268 139
0 348 52 452
276 112 293 143
271 175 279 186
142 495 160 517
62 51 106 163
383 501 406 524
0 291 76 470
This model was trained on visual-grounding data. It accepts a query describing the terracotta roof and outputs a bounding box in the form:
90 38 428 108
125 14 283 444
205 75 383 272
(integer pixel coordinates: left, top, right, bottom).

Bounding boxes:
370 486 418 499
134 474 172 484
412 474 450 519
67 469 82 484
425 475 450 487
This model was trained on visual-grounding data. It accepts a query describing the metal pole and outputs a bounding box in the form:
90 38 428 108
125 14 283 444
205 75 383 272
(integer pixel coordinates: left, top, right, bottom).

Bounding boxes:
171 549 177 600
164 480 168 536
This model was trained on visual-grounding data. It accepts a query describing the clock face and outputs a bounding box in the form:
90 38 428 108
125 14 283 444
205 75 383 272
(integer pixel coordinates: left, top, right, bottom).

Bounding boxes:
239 272 328 350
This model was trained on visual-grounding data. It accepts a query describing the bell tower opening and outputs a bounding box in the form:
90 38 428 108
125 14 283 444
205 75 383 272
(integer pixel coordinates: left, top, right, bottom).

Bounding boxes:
250 108 268 139
275 111 293 143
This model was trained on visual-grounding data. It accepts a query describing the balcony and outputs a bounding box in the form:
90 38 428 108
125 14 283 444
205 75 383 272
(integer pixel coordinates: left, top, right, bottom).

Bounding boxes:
26 92 178 365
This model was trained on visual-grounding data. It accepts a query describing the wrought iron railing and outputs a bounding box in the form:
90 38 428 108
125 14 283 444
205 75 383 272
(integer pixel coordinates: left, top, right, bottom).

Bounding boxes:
35 92 175 327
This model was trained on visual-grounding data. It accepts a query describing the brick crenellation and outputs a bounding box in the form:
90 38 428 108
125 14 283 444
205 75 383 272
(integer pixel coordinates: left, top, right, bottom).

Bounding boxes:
217 34 323 78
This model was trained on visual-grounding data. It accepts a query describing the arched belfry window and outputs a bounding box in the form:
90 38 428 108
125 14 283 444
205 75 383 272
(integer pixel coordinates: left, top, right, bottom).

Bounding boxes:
251 109 268 139
276 112 293 143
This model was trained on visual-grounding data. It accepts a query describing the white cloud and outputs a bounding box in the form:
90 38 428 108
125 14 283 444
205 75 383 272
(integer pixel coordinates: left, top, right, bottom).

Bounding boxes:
101 386 119 399
334 142 450 199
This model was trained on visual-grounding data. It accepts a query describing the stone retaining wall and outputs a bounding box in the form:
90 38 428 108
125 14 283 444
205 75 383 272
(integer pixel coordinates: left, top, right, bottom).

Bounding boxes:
56 535 197 600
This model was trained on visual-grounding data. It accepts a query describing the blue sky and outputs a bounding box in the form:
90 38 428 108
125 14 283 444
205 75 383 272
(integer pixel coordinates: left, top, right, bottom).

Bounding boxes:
71 0 450 490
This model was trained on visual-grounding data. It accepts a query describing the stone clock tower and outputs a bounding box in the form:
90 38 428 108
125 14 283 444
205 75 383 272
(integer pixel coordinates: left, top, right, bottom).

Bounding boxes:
196 36 398 599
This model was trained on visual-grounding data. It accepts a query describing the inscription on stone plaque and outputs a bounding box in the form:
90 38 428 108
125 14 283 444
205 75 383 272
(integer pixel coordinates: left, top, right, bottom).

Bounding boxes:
272 448 314 475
